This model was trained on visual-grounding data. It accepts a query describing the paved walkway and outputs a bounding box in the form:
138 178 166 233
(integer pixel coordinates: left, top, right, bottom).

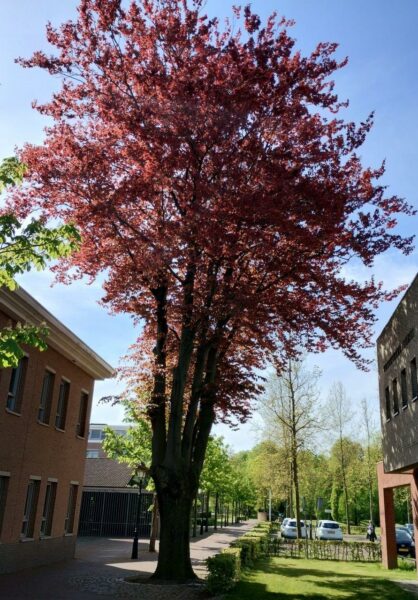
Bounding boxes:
0 520 256 600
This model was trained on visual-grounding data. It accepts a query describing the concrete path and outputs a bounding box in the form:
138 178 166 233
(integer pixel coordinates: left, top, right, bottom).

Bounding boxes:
0 520 256 600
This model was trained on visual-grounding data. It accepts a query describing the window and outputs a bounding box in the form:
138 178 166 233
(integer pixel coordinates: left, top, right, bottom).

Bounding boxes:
401 368 408 409
385 386 391 420
86 450 99 458
411 358 418 401
38 371 55 424
0 475 9 536
21 479 40 538
64 484 78 534
40 481 57 537
76 393 89 438
6 356 28 413
89 429 102 440
55 380 70 430
114 429 127 436
392 378 399 415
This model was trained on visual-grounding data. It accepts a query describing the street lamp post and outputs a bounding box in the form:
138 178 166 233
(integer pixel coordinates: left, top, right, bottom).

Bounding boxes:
128 467 146 560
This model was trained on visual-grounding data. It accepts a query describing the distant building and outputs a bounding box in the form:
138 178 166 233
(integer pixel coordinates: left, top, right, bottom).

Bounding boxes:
377 274 418 573
87 423 129 458
79 457 152 537
0 287 113 574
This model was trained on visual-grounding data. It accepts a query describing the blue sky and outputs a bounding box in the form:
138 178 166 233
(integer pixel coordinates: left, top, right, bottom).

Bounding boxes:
0 1 417 449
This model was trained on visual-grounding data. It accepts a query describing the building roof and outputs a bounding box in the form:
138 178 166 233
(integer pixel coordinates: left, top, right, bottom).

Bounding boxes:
0 286 114 380
377 273 418 343
84 458 133 488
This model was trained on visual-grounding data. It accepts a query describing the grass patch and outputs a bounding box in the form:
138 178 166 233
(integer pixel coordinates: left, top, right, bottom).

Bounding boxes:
224 557 417 599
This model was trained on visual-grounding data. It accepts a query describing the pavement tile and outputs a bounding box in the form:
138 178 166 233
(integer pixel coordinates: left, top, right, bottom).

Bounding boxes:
0 520 256 600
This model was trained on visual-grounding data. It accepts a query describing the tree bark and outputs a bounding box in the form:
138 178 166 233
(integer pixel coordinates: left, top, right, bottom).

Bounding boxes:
151 489 195 581
149 493 159 553
214 491 219 531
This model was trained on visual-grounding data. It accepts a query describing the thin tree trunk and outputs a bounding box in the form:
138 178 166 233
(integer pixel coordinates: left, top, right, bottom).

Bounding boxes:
149 493 159 552
292 445 302 538
339 436 351 534
205 492 210 532
214 492 219 531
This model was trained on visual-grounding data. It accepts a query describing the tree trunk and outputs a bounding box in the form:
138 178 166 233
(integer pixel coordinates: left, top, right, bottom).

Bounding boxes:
205 492 210 532
149 493 159 553
152 489 195 581
214 492 219 531
292 445 302 539
342 478 351 535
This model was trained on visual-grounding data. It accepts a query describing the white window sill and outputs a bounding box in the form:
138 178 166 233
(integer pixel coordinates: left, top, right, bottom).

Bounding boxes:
5 408 21 417
20 537 35 543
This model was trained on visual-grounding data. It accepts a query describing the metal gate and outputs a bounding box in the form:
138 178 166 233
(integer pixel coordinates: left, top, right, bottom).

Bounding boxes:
78 490 153 537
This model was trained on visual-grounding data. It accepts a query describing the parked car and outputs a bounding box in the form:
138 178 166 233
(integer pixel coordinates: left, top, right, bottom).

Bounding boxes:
280 517 291 535
315 520 343 541
404 523 415 539
281 519 307 539
396 527 415 557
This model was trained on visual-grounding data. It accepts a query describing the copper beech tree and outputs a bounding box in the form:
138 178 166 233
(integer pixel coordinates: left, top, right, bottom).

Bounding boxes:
11 0 412 580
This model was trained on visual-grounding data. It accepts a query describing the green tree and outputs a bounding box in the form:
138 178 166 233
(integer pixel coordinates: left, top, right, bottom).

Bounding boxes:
101 401 159 550
0 157 79 366
260 360 322 537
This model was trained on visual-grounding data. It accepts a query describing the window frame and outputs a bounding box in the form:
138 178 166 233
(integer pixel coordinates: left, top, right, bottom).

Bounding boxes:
385 386 391 421
64 484 78 534
411 357 418 401
86 450 100 458
401 368 408 409
392 377 399 415
0 473 10 537
40 480 57 537
38 370 55 425
76 391 89 438
55 379 70 431
21 478 40 539
6 356 28 414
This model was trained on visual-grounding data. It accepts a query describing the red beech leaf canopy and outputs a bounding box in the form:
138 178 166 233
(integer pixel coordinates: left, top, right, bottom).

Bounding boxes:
10 0 413 419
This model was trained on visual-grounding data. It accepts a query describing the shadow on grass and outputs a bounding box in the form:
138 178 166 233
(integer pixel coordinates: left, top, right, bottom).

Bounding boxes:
224 559 415 600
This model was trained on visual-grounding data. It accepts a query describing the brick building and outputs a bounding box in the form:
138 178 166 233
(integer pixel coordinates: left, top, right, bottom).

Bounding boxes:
0 286 113 574
377 274 418 573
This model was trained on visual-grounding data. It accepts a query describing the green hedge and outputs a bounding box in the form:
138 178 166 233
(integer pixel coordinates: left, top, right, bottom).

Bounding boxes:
206 547 241 595
268 538 382 562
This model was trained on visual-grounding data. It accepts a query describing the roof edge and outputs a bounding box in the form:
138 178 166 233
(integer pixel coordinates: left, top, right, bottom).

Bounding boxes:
0 286 114 380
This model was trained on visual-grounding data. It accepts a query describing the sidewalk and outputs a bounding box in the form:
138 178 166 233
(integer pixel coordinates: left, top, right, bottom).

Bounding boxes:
0 520 257 600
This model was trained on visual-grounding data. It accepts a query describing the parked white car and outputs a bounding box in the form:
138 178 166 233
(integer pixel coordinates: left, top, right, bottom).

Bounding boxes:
315 520 343 541
281 519 307 539
280 517 291 535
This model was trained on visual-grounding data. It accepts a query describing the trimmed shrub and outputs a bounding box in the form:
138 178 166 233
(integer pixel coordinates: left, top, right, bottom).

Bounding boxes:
269 538 382 562
206 547 241 595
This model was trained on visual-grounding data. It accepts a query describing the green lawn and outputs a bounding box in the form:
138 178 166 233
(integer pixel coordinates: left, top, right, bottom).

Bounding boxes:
224 557 417 599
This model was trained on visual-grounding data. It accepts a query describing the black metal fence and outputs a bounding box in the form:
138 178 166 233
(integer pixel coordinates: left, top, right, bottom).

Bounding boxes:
78 490 153 537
